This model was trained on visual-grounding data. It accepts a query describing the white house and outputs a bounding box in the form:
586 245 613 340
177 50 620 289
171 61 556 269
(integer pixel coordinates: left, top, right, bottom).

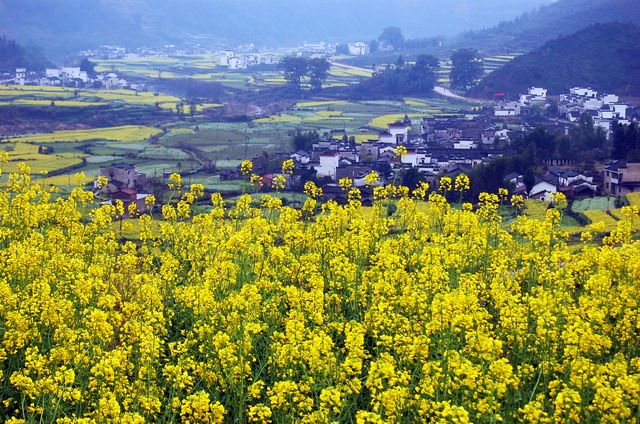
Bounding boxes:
494 101 521 117
290 151 311 165
602 94 619 105
46 68 62 79
529 87 547 98
100 73 127 89
598 108 616 120
570 87 598 98
15 68 26 85
583 98 603 111
314 152 340 180
261 54 279 65
401 149 419 166
227 57 245 70
520 87 548 106
453 139 477 149
388 122 410 144
61 67 88 82
529 177 557 201
612 104 628 119
219 51 234 66
348 42 369 56
246 54 261 67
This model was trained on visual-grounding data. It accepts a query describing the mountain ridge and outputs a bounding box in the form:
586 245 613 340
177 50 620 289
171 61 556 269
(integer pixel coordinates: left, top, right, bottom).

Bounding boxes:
469 22 640 98
453 0 640 52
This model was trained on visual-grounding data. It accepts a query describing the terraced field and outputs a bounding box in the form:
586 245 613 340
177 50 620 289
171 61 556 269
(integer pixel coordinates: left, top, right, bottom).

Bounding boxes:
3 125 162 143
0 85 193 111
94 54 373 90
525 193 640 236
435 53 521 88
0 143 86 174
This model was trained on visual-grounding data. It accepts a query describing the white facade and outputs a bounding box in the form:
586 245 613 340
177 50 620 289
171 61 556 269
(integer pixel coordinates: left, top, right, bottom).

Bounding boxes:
389 127 409 144
520 87 548 106
348 42 369 56
102 73 126 89
46 68 62 78
602 94 619 104
219 51 234 66
15 68 26 85
454 139 477 149
495 102 521 117
570 87 598 98
612 104 628 119
583 98 603 111
227 57 245 70
401 150 419 166
261 54 279 65
529 87 547 98
529 181 557 201
315 153 340 180
599 109 615 120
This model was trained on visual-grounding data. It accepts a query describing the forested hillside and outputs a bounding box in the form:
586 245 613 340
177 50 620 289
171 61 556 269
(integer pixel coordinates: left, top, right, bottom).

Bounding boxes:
0 35 48 71
454 0 640 52
470 23 640 98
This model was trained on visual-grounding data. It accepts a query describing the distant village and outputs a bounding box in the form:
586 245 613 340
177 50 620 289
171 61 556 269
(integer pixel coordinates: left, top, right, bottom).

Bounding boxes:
2 66 132 90
0 39 364 87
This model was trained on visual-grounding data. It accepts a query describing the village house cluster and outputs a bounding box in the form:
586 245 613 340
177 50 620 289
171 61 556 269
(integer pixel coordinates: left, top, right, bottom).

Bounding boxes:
275 86 638 202
495 86 630 137
286 115 510 195
4 67 129 89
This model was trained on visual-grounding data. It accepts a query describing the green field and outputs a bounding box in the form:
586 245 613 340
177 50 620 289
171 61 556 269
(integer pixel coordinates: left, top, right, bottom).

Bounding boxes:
571 197 616 212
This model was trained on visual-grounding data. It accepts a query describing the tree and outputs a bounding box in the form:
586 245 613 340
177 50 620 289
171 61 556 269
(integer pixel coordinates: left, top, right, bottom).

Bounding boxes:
353 55 436 97
280 57 308 93
401 167 425 190
613 122 640 160
307 58 330 91
378 26 405 50
292 130 320 152
80 58 96 77
369 40 379 54
414 54 439 73
450 49 484 91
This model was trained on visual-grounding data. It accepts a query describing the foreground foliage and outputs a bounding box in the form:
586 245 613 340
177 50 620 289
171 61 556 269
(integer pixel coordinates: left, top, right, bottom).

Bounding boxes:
0 166 639 423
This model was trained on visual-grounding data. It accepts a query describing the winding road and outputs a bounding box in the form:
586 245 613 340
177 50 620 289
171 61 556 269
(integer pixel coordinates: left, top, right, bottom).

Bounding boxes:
330 61 483 103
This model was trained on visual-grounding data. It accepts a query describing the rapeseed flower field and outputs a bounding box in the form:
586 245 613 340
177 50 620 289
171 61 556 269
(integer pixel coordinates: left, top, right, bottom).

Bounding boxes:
0 157 639 423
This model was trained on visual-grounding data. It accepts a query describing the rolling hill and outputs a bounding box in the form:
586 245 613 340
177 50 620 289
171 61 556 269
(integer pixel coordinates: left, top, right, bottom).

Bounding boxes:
469 23 640 98
453 0 640 53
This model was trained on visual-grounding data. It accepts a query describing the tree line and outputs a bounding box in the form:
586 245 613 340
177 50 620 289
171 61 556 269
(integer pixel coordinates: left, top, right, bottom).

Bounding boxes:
353 54 438 97
279 57 330 93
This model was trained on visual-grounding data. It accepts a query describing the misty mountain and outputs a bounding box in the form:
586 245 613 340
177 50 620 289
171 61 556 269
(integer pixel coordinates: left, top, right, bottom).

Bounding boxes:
470 23 640 98
0 0 552 58
453 0 640 52
0 36 49 72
